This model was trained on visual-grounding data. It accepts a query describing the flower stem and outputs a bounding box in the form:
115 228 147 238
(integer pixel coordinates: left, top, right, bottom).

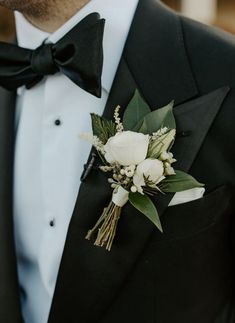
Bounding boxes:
85 201 122 251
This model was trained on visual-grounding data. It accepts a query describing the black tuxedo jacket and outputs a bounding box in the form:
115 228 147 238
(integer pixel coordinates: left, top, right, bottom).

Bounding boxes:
0 1 235 322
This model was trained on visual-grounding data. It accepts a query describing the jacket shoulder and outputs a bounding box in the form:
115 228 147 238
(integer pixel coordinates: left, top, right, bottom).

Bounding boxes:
179 15 235 88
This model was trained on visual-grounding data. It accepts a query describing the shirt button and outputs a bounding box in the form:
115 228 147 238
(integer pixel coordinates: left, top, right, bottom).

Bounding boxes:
49 219 55 227
54 119 61 126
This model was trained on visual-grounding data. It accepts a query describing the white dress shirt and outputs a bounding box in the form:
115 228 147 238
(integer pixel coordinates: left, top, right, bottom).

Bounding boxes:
13 1 138 323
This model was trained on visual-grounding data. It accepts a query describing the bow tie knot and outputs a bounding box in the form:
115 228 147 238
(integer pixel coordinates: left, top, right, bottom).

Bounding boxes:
0 13 105 97
31 43 58 75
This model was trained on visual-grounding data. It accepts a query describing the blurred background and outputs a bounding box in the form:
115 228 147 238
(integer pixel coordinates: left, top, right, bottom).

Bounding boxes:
0 0 235 41
164 0 235 32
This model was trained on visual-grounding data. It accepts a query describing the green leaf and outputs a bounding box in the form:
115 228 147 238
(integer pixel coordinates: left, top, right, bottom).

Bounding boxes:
134 100 176 134
91 113 116 144
129 192 163 232
138 118 148 134
123 90 151 130
160 170 205 193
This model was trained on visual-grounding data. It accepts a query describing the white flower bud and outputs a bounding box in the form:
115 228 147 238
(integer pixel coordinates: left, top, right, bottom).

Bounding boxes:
129 164 136 171
125 170 134 178
170 158 177 164
131 186 137 193
160 151 171 161
165 166 176 176
113 174 118 180
164 162 171 168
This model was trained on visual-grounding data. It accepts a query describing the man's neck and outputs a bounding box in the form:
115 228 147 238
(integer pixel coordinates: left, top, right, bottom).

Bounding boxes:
24 0 90 33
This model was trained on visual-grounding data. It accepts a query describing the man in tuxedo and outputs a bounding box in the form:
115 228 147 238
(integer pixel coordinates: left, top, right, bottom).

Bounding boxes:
0 0 235 322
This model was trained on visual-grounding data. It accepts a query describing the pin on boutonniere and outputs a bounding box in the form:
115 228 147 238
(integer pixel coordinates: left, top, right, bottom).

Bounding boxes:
80 90 204 251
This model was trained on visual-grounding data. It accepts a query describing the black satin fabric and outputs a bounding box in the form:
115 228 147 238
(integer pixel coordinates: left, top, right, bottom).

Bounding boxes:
0 13 105 97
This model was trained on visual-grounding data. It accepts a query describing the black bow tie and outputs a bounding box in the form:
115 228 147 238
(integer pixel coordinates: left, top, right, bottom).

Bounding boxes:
0 13 105 98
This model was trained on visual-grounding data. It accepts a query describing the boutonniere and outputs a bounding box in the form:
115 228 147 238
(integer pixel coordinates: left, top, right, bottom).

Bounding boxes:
80 91 204 251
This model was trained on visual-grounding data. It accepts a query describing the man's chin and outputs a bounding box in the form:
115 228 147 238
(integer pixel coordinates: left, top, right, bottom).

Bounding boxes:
0 0 46 14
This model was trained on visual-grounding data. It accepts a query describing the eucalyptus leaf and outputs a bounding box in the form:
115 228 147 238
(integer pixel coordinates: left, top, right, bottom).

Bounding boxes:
160 170 204 193
134 100 176 134
123 90 151 130
91 113 116 144
129 192 163 232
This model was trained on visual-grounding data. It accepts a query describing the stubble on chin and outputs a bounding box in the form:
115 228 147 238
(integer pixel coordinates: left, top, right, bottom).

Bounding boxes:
0 0 49 18
0 0 91 32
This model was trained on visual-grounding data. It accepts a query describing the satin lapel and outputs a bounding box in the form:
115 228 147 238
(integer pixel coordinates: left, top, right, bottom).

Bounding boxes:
0 88 23 323
151 86 230 213
173 86 230 171
101 58 138 120
123 0 199 107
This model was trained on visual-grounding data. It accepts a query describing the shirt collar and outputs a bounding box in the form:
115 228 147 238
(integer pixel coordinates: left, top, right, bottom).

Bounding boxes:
15 0 138 93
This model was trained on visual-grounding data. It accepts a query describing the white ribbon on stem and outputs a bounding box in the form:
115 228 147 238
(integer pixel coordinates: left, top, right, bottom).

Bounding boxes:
112 186 129 207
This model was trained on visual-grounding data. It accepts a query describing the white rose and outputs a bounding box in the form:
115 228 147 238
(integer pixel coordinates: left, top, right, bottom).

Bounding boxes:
104 131 149 166
133 159 165 194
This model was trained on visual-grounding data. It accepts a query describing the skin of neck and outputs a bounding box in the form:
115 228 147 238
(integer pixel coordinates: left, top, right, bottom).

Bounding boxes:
25 0 90 33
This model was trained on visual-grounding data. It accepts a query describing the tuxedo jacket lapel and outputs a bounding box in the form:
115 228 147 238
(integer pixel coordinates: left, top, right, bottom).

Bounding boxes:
123 0 198 108
0 88 23 323
151 86 230 214
48 1 230 323
172 86 230 172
